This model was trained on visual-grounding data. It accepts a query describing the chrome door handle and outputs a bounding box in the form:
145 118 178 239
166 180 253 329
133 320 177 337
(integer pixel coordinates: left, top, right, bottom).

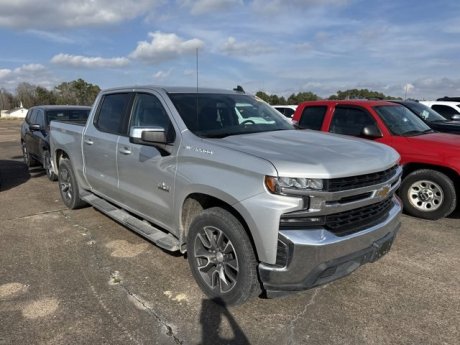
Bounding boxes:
119 147 132 155
84 139 94 145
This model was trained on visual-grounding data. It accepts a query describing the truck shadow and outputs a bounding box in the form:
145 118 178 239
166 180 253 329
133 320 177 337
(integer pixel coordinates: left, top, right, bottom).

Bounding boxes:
0 160 31 191
198 298 250 345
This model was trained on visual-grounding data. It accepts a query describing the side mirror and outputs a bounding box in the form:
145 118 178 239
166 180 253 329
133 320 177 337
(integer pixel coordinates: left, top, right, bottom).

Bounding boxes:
129 126 167 145
362 125 383 139
451 114 460 121
29 124 41 131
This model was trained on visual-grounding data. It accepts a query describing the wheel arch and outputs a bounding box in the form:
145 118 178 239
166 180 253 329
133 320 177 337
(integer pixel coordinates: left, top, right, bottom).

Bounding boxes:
402 163 459 188
179 192 258 260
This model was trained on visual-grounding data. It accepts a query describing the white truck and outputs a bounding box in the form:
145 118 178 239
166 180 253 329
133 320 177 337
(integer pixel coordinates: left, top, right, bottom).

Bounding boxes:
50 86 402 305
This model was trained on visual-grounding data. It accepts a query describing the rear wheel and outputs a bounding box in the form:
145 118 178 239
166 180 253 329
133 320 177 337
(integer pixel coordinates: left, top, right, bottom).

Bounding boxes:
43 151 57 181
187 207 260 305
58 158 86 209
400 169 456 220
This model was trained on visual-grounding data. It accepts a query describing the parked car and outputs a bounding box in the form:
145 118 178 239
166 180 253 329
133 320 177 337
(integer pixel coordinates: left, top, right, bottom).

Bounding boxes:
420 101 460 121
292 100 460 220
20 105 91 180
272 105 297 118
389 100 460 134
50 86 401 304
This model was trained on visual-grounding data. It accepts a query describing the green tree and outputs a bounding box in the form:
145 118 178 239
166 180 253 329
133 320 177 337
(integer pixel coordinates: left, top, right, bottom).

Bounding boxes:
255 91 271 103
35 86 57 105
328 89 400 100
287 92 319 104
55 79 100 105
0 88 15 110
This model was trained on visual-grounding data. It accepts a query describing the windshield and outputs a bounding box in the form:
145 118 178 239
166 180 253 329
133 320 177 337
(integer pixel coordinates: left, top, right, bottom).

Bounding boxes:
168 93 293 138
403 102 448 123
374 105 432 136
45 108 90 125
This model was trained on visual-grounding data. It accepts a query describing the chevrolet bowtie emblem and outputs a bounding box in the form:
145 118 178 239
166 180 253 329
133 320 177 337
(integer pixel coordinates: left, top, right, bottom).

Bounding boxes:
376 185 391 198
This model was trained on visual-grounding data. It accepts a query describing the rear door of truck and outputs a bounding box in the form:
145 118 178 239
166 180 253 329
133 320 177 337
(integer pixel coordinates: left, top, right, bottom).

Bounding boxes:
83 92 133 200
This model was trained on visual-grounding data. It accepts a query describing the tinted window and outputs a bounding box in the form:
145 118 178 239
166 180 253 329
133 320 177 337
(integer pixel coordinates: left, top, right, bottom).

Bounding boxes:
36 109 45 127
130 93 175 142
432 105 460 118
25 109 34 124
330 107 377 136
298 106 327 130
95 93 131 134
403 102 447 122
29 109 38 125
46 109 90 124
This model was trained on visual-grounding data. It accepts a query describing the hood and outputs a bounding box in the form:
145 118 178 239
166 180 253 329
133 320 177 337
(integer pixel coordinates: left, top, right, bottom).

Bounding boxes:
214 130 399 178
405 132 460 152
430 121 460 134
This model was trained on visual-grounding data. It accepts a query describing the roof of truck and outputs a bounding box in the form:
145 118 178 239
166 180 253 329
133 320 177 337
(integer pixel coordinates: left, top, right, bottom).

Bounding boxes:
101 85 246 95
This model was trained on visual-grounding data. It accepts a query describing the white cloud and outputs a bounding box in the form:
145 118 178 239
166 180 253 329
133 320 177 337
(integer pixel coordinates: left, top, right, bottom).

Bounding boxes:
130 32 204 64
0 64 56 91
0 0 162 29
26 30 74 44
180 0 243 15
220 37 274 56
153 69 172 80
51 54 129 68
403 83 415 96
251 0 349 13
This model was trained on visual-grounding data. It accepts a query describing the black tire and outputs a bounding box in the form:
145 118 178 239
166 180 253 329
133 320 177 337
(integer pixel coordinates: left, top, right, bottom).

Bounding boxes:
43 151 57 181
187 207 260 305
399 169 456 220
58 158 86 209
21 141 38 168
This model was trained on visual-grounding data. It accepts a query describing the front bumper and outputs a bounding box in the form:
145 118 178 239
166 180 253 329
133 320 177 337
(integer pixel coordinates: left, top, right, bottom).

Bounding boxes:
259 196 402 297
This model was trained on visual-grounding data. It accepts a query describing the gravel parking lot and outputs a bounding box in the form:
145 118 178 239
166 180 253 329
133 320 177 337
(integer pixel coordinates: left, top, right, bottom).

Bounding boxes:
1 119 459 345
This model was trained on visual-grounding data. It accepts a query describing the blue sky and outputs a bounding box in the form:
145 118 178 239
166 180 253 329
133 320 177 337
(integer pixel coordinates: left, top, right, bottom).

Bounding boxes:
0 0 459 100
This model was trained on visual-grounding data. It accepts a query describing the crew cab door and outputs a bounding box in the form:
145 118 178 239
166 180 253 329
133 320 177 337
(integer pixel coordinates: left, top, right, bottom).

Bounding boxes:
116 92 178 230
83 92 133 200
29 109 47 161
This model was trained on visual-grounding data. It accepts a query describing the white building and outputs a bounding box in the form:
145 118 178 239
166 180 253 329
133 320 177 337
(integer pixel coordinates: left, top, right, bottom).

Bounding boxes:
1 102 28 118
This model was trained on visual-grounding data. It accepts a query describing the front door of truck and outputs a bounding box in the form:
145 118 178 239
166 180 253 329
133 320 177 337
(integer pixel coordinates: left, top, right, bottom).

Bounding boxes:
117 92 177 230
83 92 133 200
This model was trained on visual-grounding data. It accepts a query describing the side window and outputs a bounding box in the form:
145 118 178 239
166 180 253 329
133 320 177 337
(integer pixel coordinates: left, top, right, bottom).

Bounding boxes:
298 106 327 130
95 93 132 135
432 105 459 117
284 108 295 117
29 109 38 125
130 93 175 142
36 109 46 127
25 109 33 124
330 107 377 136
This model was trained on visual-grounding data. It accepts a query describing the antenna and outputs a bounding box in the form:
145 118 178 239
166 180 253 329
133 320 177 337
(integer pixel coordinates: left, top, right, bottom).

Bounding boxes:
195 48 199 128
196 48 199 92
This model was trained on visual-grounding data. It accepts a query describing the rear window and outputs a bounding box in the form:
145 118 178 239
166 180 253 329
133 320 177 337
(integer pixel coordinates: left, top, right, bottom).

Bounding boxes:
46 109 90 124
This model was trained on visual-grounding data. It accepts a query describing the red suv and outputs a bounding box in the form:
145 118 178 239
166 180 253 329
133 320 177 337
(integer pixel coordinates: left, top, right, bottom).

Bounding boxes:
292 100 460 220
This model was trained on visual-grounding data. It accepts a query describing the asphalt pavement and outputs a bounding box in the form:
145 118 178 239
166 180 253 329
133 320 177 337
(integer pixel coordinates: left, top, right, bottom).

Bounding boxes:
0 119 459 345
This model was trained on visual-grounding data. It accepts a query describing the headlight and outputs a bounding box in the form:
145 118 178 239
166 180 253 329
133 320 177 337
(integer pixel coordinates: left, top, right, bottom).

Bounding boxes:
265 176 323 195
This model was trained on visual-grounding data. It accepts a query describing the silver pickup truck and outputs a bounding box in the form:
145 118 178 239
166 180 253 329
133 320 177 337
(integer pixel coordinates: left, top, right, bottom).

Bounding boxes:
50 86 402 305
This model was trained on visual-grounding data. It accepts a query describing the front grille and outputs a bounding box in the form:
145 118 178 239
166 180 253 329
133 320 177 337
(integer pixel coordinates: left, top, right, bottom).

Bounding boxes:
325 197 393 236
325 165 398 192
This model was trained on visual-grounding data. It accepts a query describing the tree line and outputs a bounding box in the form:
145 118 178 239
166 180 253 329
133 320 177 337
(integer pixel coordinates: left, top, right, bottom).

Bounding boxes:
256 89 400 105
1 78 400 110
0 79 100 110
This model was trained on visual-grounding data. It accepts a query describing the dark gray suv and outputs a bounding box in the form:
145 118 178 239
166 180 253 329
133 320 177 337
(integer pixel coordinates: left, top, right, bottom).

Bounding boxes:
20 105 90 180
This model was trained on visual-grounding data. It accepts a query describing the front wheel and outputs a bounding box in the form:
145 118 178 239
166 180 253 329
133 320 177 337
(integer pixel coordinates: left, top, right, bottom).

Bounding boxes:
187 207 260 305
44 151 57 181
400 169 457 220
21 141 38 168
58 158 86 209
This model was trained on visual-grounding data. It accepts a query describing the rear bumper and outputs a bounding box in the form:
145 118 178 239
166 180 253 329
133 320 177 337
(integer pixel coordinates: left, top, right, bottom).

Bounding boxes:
259 196 402 297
